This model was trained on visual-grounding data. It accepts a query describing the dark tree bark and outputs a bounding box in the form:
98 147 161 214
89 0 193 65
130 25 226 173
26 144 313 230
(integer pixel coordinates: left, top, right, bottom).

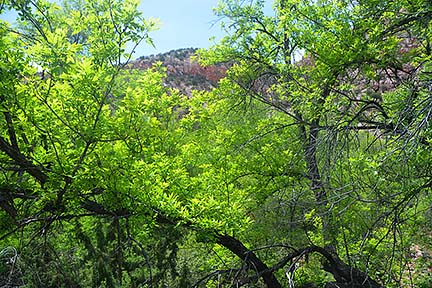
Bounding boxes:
309 246 384 288
0 136 48 185
216 234 282 288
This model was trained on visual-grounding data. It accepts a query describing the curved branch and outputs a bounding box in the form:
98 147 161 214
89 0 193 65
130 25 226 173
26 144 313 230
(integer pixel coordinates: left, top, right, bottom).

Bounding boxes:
271 245 384 288
216 234 282 288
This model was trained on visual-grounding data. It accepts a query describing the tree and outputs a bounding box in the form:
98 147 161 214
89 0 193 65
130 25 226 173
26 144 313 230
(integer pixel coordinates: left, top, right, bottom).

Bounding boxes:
195 0 432 286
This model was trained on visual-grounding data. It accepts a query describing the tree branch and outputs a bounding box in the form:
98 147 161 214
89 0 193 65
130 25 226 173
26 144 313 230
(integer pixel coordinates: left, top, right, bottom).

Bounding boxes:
0 136 48 185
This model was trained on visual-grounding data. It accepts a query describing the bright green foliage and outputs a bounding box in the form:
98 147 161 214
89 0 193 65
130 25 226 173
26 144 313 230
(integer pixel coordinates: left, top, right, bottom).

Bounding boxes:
1 0 432 287
0 1 259 286
0 1 198 286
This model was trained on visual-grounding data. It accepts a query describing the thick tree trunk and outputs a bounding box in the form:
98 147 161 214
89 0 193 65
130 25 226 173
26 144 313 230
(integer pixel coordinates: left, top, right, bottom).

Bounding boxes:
300 121 337 245
298 85 338 245
216 234 282 288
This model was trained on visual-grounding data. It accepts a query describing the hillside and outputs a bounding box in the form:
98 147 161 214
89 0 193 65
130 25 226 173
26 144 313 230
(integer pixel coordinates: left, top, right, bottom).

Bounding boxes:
129 48 228 95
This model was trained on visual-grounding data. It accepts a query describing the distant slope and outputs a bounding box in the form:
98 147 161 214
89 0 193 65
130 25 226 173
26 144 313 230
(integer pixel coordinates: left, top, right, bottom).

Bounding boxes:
129 48 228 96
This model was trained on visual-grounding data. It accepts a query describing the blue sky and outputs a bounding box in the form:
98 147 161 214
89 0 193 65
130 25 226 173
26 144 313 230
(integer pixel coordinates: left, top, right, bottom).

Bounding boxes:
138 0 225 56
1 0 274 58
137 0 274 57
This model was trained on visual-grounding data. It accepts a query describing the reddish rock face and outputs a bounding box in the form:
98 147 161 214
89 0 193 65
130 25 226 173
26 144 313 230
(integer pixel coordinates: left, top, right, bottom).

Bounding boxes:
128 48 228 95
